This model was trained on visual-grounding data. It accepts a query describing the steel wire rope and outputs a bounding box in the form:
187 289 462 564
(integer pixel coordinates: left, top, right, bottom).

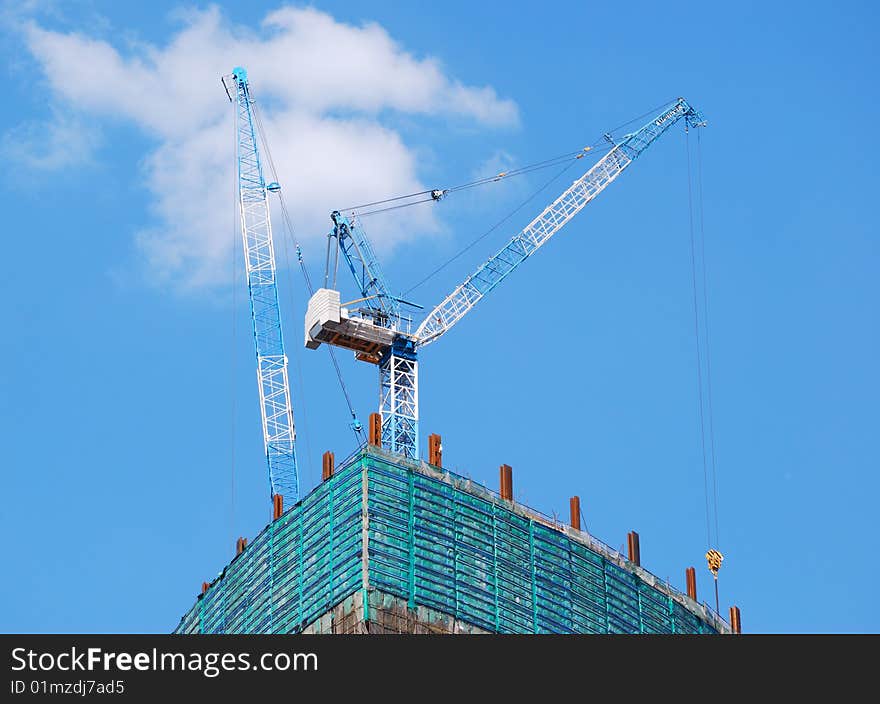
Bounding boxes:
348 149 609 218
230 105 238 551
251 102 317 485
605 96 679 135
685 124 713 550
339 99 677 218
252 99 366 447
440 151 588 192
279 239 318 488
339 149 590 214
402 156 592 297
697 128 721 549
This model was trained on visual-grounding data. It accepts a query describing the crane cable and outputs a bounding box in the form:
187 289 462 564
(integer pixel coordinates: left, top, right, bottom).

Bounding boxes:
340 148 596 216
402 155 597 297
230 119 238 551
340 97 681 219
341 100 684 296
250 105 317 483
686 123 723 612
243 95 681 450
251 100 367 448
697 127 721 551
397 102 684 296
685 124 712 551
605 96 680 137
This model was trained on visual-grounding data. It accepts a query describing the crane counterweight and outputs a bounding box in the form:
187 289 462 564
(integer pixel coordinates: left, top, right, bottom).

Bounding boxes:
305 287 401 363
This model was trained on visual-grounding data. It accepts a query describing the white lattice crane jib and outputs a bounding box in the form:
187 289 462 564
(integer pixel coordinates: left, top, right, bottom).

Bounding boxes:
305 98 706 461
222 67 299 502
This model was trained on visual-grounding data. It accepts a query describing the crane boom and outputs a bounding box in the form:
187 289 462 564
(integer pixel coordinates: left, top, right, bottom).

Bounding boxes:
224 67 299 502
305 97 704 462
414 98 704 347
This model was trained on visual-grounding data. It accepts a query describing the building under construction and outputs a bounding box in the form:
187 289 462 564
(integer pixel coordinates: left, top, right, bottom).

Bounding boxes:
179 71 739 635
175 444 734 634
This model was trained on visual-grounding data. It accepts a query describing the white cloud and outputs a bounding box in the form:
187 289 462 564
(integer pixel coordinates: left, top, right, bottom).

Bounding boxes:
1 108 101 170
13 5 518 290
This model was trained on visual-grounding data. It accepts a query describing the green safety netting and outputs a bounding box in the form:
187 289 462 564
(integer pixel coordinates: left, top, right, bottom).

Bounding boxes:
175 450 722 635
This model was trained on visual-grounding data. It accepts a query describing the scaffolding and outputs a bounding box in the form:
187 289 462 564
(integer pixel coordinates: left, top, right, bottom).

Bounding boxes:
176 448 727 634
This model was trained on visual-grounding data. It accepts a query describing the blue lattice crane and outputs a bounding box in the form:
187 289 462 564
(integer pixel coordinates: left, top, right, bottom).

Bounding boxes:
305 98 705 461
222 67 299 502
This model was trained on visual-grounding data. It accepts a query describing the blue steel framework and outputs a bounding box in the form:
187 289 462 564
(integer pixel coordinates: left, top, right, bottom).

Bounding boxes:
325 211 401 326
378 338 418 458
224 67 299 502
324 212 419 459
308 99 705 462
176 447 726 634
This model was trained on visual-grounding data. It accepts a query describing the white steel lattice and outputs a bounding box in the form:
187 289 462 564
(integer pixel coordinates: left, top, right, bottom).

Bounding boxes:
379 352 418 461
415 98 702 348
231 68 298 501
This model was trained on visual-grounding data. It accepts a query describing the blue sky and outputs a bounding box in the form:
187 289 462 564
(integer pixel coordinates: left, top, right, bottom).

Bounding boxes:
0 0 876 634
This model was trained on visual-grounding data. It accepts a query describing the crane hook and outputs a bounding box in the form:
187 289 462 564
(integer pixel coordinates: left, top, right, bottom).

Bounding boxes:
706 549 723 578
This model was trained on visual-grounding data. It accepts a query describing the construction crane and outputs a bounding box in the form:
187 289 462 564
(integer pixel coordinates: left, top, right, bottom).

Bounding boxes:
222 67 299 502
305 98 705 461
